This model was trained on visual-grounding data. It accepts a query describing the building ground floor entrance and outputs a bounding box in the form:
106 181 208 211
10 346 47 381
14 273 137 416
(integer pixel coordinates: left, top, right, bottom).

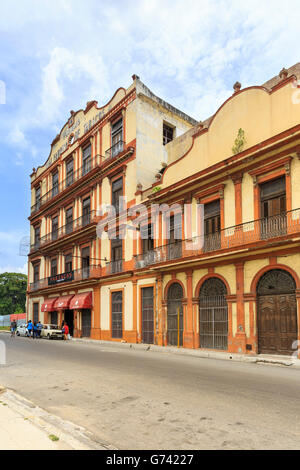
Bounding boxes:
257 269 298 356
81 309 91 338
64 309 74 337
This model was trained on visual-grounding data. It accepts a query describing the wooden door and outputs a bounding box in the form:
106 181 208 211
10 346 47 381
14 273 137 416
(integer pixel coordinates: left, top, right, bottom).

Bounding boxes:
141 287 154 344
167 283 183 347
257 270 297 355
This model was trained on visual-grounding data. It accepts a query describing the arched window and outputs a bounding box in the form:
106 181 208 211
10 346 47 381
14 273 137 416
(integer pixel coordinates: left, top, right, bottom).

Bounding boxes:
199 278 228 350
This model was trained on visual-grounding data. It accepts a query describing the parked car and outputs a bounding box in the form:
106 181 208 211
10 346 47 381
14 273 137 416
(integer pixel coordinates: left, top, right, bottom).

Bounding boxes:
16 324 28 337
41 324 64 340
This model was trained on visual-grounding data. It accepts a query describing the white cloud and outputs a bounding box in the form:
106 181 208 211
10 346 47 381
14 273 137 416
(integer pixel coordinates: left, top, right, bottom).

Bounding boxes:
0 263 27 275
1 0 300 159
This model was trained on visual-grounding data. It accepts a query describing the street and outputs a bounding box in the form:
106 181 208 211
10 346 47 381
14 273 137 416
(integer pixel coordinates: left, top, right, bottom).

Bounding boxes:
1 332 300 450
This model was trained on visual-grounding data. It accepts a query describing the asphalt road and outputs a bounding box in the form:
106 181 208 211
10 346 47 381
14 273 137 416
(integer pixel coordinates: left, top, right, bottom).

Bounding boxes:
1 332 300 450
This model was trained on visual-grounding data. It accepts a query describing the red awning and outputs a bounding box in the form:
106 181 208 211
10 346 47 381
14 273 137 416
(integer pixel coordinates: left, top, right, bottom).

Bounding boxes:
41 298 58 312
53 295 75 310
69 292 93 310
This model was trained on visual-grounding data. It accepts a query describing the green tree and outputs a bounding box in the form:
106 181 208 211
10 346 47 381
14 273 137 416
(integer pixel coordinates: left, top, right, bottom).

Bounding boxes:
0 273 27 316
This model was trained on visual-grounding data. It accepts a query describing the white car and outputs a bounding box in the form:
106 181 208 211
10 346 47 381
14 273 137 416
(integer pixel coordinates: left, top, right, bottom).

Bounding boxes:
41 324 64 340
16 324 28 337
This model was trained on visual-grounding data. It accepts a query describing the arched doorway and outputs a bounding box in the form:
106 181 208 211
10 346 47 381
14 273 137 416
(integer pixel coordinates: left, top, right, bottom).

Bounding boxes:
199 278 228 350
257 269 297 355
167 283 183 347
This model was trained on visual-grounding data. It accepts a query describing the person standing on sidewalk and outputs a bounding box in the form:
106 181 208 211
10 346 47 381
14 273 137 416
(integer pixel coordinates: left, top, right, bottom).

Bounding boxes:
32 323 38 339
63 322 69 341
10 319 17 337
26 320 33 338
37 321 42 338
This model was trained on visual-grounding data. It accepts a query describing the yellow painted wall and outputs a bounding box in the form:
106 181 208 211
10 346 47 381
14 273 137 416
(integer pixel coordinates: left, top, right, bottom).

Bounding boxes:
291 156 300 210
224 180 235 228
136 95 194 189
162 84 300 189
192 269 209 295
242 173 254 224
277 254 300 276
214 264 236 294
244 259 269 292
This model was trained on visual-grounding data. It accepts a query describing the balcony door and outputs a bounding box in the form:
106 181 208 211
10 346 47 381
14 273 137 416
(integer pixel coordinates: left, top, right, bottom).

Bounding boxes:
66 207 73 234
111 238 123 273
204 200 221 252
81 247 90 279
82 197 91 226
66 158 74 187
168 214 182 260
82 144 91 176
260 177 286 238
111 118 123 157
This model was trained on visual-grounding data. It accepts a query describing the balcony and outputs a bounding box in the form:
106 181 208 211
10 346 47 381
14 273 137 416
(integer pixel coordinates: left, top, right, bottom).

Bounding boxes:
134 209 300 268
30 211 98 252
105 259 124 275
31 156 101 215
30 266 101 292
105 141 124 160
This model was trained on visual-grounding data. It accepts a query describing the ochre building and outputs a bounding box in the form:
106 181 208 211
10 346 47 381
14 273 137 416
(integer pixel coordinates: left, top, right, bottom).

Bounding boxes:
28 64 300 357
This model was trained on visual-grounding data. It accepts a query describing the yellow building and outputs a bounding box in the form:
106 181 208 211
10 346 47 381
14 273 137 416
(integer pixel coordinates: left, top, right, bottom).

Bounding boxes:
28 64 300 357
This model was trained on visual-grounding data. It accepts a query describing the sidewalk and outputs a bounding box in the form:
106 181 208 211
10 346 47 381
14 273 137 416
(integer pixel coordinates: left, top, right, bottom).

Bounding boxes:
72 337 300 368
0 386 113 450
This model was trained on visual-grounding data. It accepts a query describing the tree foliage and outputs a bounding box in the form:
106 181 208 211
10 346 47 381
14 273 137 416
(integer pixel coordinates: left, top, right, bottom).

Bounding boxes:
0 273 27 316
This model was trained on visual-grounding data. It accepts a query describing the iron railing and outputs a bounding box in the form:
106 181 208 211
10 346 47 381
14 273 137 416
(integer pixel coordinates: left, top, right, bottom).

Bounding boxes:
30 211 97 252
134 209 300 268
31 156 101 214
106 259 124 275
105 141 124 160
30 265 101 292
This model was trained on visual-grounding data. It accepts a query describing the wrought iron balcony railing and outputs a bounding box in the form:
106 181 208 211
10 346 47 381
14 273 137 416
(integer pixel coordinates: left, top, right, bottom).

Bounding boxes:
30 211 97 252
30 266 101 292
105 141 124 160
105 259 124 275
31 156 101 214
134 209 300 268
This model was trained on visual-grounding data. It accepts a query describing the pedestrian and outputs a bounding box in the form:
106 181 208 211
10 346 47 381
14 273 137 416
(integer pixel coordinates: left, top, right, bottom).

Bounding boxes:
37 321 43 338
63 322 69 341
26 320 33 338
10 319 17 337
32 322 38 339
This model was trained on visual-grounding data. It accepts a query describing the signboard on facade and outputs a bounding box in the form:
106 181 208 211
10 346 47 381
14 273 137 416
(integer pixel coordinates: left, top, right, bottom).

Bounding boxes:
48 271 74 286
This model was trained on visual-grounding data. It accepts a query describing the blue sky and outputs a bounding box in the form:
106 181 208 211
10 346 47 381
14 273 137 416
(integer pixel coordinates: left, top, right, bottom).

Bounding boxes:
0 0 299 274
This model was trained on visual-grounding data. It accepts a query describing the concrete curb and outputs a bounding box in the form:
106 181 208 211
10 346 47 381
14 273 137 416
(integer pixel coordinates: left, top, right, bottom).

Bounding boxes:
0 386 116 450
71 338 300 368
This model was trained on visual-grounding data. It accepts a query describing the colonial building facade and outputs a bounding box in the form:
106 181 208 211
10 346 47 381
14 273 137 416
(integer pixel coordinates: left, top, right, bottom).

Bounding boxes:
28 64 300 357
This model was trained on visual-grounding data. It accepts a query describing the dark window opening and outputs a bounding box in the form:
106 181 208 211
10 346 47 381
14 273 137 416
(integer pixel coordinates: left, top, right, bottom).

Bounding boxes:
52 171 59 197
66 207 73 234
81 246 90 278
34 226 40 248
66 158 74 187
111 118 123 156
52 216 58 241
260 177 286 238
33 264 39 283
82 197 91 226
65 253 73 273
141 224 154 254
82 144 91 176
163 123 174 145
51 258 57 277
35 186 41 209
112 177 123 214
